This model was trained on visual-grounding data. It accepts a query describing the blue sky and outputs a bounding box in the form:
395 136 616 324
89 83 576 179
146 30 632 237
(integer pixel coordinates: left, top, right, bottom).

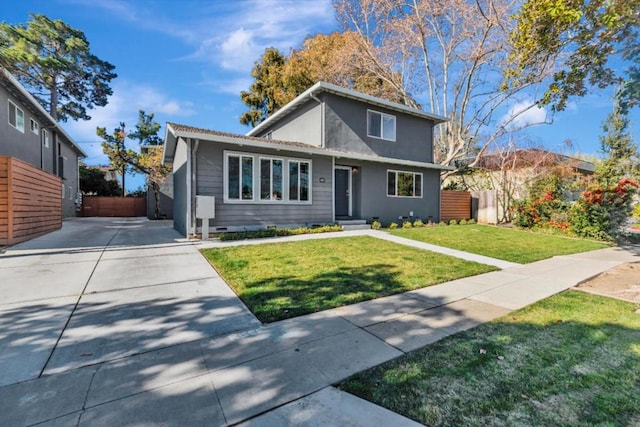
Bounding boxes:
2 0 638 190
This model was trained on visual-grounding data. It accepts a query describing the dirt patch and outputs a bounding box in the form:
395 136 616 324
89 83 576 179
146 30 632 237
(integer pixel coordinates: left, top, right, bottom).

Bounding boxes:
576 262 640 303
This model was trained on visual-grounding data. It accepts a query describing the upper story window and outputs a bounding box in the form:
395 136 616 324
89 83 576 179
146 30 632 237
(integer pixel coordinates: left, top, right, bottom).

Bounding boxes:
8 100 25 133
30 119 39 135
43 129 50 148
387 170 422 198
367 110 396 141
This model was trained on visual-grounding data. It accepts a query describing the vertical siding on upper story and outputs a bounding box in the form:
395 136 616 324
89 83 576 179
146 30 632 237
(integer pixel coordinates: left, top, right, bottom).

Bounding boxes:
195 140 333 228
322 92 434 163
254 101 323 146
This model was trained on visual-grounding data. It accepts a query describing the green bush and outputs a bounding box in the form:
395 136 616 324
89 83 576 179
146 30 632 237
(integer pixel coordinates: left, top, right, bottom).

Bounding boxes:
413 219 424 227
448 219 458 225
371 220 382 230
468 218 476 224
438 221 447 226
389 222 399 229
633 204 640 218
459 219 468 225
402 221 413 229
219 224 342 241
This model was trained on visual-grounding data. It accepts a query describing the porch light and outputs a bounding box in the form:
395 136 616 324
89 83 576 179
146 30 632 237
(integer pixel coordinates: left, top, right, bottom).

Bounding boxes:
351 166 359 175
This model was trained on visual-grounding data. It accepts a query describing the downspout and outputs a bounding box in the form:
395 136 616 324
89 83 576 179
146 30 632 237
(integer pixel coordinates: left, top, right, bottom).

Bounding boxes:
185 138 192 236
191 139 200 235
310 92 325 148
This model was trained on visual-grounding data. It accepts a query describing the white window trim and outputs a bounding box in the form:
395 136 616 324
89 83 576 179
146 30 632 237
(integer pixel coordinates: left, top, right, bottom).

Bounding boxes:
259 156 284 202
30 118 39 135
223 150 312 204
8 100 25 133
367 109 396 141
42 128 50 148
387 169 423 198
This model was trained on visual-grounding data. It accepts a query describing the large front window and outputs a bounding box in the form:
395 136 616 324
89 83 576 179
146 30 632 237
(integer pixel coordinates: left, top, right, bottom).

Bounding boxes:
387 170 423 198
225 151 311 203
367 110 396 141
227 154 253 200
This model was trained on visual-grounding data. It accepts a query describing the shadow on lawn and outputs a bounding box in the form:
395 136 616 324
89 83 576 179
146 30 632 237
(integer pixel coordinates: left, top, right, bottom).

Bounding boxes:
242 264 414 322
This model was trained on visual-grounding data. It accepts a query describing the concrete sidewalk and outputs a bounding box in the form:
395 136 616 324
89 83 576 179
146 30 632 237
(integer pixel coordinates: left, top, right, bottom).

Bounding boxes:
1 220 638 426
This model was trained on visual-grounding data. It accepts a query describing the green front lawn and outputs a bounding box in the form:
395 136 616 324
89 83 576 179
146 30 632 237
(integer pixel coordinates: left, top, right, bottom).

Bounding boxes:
390 225 609 263
201 236 496 322
341 291 640 426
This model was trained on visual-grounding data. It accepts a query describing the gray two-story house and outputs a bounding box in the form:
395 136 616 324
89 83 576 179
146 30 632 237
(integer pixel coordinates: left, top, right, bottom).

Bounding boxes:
0 68 86 217
163 82 450 236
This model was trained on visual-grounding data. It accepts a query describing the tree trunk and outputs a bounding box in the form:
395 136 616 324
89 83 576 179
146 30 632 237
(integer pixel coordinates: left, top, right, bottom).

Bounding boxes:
153 182 161 220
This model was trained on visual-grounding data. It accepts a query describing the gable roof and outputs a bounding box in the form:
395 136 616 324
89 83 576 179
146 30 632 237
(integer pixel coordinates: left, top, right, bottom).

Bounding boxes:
0 68 87 157
458 148 595 174
246 81 448 137
164 122 453 171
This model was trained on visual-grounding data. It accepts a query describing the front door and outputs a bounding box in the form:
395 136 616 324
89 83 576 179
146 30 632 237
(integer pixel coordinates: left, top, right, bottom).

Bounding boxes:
335 167 351 217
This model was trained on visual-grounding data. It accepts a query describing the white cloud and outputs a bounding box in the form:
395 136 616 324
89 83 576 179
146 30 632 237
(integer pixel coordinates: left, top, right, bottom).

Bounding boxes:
64 81 194 164
220 28 258 71
500 100 548 130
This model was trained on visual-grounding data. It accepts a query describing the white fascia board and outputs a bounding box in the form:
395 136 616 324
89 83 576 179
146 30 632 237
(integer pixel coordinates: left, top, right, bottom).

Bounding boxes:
170 127 454 171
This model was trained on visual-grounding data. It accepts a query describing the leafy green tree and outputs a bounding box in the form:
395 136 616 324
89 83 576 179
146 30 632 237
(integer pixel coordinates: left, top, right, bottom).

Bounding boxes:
506 0 640 112
79 165 121 196
240 48 289 127
99 110 169 218
240 32 409 127
0 13 117 121
596 103 639 187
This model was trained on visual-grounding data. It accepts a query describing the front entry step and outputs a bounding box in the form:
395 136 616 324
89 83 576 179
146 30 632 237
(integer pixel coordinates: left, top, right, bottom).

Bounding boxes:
337 219 371 231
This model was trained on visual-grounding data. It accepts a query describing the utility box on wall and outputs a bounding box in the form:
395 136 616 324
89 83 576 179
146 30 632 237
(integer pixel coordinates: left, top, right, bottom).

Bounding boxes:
195 195 215 219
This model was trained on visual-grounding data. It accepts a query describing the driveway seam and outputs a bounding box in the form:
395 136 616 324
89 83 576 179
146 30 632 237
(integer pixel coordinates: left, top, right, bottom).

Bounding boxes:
38 226 122 378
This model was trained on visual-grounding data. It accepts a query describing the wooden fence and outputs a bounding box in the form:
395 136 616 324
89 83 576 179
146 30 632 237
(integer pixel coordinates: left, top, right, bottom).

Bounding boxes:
81 196 146 217
441 190 471 221
0 156 62 245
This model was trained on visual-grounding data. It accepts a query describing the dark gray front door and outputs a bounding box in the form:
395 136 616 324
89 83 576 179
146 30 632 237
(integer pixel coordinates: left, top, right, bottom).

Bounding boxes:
335 168 350 217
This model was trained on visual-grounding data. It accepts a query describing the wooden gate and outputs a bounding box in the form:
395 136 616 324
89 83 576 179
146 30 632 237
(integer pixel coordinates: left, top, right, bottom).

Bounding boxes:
440 190 471 221
81 196 146 217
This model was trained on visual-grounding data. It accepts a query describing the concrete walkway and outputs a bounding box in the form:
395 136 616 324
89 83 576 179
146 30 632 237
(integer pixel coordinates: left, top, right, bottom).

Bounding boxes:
1 219 638 426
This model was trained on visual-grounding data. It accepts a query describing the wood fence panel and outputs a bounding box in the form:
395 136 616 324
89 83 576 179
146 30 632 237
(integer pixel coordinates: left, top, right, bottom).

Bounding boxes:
82 196 146 217
441 190 471 221
0 156 62 245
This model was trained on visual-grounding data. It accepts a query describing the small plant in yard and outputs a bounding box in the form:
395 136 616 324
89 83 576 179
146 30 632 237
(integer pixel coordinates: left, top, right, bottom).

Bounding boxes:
388 222 399 229
438 221 447 226
467 218 476 224
371 220 382 230
219 224 342 241
448 219 458 225
402 221 413 229
412 219 424 227
458 219 468 225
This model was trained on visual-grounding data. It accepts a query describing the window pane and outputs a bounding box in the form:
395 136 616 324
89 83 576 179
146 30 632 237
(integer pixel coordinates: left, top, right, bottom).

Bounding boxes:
8 104 16 127
368 111 381 138
300 162 309 201
397 172 414 197
228 156 240 199
382 114 395 140
272 160 282 200
260 159 271 200
16 108 24 130
387 171 396 196
415 174 422 197
289 162 299 201
242 157 253 200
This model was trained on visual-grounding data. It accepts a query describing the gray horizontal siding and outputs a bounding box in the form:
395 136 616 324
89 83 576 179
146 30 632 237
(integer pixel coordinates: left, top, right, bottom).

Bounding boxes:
196 142 333 228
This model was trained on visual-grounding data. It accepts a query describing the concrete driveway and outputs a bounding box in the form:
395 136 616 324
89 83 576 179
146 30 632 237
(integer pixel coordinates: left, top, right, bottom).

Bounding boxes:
0 217 259 386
